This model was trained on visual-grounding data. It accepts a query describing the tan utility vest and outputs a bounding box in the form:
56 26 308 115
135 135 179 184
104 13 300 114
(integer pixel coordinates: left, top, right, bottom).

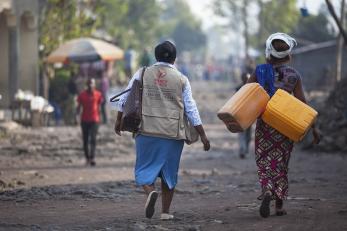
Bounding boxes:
139 64 187 139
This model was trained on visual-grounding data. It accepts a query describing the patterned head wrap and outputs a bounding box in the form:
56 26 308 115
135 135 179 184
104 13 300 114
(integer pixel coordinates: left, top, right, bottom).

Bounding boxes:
265 33 297 59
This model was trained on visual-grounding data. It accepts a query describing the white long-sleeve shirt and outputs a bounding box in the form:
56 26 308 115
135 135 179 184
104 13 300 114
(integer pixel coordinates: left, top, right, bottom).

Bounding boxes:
115 62 202 126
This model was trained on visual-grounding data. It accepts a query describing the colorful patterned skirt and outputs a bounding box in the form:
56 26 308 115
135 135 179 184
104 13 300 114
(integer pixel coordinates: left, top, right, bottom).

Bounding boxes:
255 119 294 200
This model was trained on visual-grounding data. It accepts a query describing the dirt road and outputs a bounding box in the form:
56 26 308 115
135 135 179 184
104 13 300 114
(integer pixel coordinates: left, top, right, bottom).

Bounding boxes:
0 123 347 231
1 82 347 230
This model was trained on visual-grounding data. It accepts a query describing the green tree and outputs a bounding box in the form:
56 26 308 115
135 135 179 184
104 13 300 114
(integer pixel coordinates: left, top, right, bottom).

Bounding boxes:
254 0 299 48
213 0 299 55
171 21 206 52
213 0 255 57
38 0 102 99
293 12 336 43
97 0 161 49
160 0 206 53
39 0 101 58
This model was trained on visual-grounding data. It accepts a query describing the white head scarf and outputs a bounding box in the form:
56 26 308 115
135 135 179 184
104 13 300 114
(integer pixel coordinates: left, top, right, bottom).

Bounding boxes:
265 33 297 59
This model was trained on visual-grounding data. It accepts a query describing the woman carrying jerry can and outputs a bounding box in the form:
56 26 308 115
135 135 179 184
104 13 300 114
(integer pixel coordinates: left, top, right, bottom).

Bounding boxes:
114 41 210 220
247 33 321 218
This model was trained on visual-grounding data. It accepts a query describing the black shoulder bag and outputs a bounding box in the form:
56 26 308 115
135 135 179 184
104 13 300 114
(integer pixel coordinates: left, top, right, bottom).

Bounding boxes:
110 67 146 132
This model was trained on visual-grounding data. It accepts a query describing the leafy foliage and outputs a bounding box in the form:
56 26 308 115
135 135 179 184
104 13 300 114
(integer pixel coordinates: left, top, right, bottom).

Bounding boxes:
213 0 300 53
293 12 335 43
171 21 206 52
39 0 102 58
213 0 255 56
255 0 299 48
157 0 207 53
97 0 160 49
39 0 206 56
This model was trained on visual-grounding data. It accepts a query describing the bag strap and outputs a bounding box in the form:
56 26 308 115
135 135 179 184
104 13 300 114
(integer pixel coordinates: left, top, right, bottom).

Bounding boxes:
140 66 146 87
109 66 147 102
139 66 146 112
109 89 131 102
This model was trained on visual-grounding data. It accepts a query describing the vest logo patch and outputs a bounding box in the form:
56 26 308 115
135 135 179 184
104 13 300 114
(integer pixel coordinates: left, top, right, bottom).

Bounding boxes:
154 69 168 87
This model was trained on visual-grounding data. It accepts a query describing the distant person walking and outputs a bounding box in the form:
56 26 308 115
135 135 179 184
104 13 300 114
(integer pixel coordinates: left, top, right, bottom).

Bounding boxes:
236 72 252 159
247 33 320 218
115 41 210 220
124 46 136 78
76 78 103 166
99 73 110 124
140 48 151 67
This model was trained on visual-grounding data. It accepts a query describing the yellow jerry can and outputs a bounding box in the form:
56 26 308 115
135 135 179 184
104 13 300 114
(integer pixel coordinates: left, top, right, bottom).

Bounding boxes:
217 83 270 132
262 89 318 142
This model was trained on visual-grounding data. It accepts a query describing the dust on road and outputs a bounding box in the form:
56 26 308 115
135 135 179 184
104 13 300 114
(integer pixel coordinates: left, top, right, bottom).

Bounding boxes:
0 82 346 231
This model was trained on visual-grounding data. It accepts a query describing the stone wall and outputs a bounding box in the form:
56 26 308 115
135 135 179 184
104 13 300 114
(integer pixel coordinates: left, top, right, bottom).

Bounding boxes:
0 0 39 108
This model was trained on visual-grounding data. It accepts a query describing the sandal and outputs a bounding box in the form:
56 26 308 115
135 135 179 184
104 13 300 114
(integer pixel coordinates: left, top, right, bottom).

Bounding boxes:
275 198 287 216
145 191 158 218
160 213 174 220
259 191 272 218
276 209 287 216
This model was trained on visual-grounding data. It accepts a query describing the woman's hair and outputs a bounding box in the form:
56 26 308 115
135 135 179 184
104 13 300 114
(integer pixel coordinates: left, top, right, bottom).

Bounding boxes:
267 39 291 64
154 41 176 63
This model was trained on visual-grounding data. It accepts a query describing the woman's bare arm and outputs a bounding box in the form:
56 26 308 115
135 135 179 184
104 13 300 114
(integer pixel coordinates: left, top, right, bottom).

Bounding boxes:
194 125 210 151
246 73 257 83
293 77 320 144
293 77 307 104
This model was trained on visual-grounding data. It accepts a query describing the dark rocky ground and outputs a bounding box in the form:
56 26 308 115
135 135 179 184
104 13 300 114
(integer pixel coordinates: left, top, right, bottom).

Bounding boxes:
0 82 346 231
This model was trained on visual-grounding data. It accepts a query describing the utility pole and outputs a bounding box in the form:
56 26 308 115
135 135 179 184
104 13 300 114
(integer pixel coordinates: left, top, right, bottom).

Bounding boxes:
336 0 346 82
5 11 20 105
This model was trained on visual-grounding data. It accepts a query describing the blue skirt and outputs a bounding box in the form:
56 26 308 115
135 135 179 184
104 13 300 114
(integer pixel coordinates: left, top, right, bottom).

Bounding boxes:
135 134 184 189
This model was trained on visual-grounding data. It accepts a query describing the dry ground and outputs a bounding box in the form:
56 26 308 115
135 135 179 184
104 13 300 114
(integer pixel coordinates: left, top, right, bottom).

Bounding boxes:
0 81 346 231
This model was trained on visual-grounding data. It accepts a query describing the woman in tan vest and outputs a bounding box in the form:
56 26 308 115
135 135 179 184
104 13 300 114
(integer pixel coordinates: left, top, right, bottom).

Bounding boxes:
115 41 210 220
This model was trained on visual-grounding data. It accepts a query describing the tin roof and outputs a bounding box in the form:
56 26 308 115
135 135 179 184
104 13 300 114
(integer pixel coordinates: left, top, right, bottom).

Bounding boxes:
292 40 337 55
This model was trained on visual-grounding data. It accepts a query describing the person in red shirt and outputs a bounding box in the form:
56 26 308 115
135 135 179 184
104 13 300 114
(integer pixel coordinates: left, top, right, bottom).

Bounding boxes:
76 78 103 166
